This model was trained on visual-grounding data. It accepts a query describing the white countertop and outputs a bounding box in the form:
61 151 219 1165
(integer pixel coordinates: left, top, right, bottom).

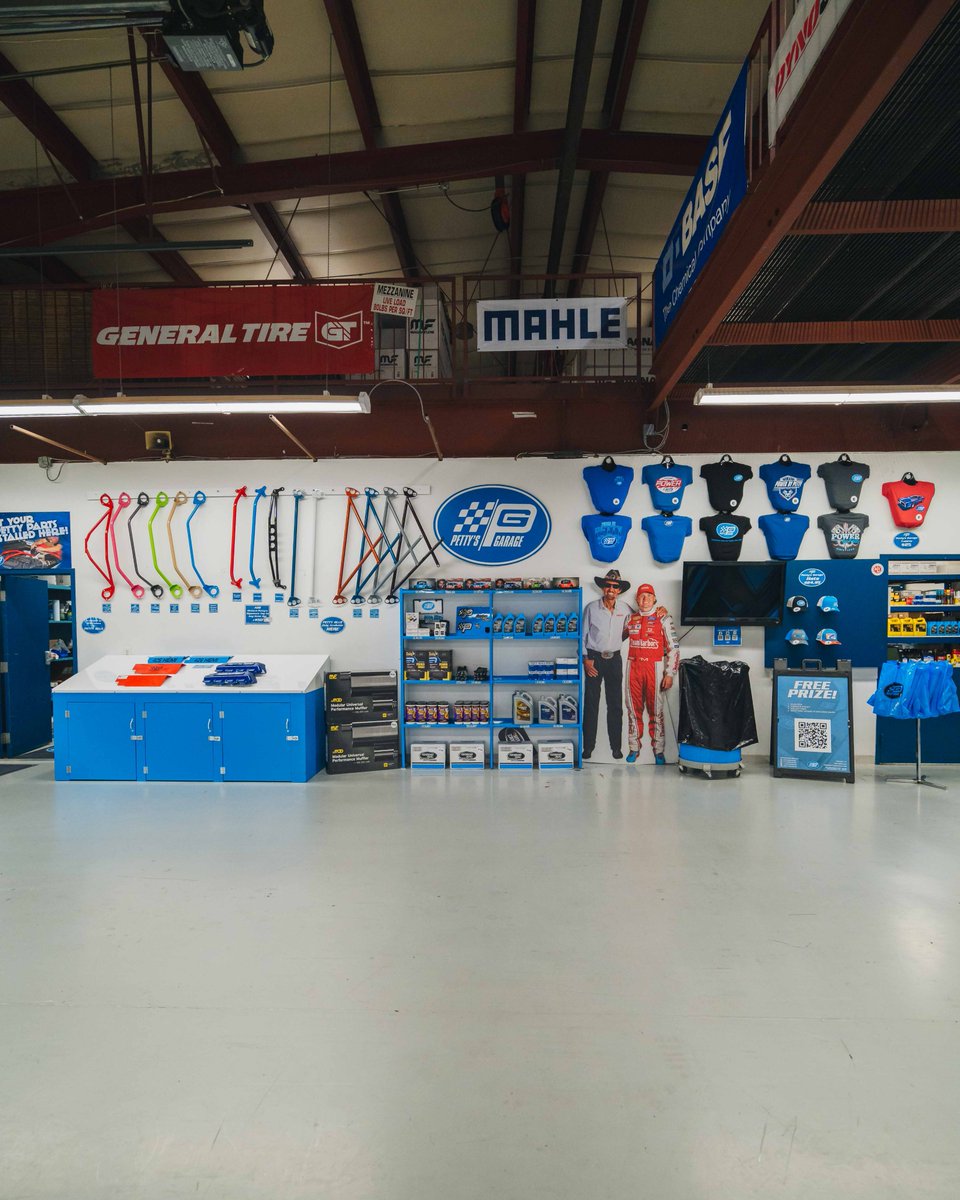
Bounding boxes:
57 654 330 695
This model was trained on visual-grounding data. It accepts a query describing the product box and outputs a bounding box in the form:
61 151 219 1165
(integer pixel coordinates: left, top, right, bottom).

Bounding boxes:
327 694 398 722
326 719 400 774
537 695 558 723
429 620 449 637
449 742 485 769
558 693 579 724
403 649 427 673
325 670 398 703
376 348 407 379
410 742 447 769
497 742 534 770
405 612 423 635
427 650 452 671
414 598 444 618
537 740 575 769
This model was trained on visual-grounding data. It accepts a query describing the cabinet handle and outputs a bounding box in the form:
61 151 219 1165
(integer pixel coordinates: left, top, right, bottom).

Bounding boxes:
207 718 212 733
285 718 290 734
129 718 134 733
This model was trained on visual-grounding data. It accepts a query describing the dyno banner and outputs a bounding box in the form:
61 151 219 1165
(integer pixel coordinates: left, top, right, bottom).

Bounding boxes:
92 285 375 378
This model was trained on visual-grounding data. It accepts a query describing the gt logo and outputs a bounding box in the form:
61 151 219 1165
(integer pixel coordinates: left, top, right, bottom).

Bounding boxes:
315 311 364 347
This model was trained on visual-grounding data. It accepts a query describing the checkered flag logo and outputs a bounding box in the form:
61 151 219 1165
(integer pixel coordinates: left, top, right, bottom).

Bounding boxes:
453 500 497 535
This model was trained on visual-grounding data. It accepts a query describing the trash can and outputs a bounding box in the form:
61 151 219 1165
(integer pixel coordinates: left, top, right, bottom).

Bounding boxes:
677 655 758 777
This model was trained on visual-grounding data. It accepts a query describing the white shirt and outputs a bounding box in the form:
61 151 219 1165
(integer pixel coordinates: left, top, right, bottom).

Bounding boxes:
582 597 631 655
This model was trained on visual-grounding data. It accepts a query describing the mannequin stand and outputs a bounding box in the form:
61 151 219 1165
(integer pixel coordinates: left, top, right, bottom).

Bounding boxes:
886 718 947 790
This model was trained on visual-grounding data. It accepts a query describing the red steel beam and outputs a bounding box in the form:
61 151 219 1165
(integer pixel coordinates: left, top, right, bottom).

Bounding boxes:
792 198 960 235
509 0 537 279
651 0 957 409
710 319 960 346
322 0 417 277
0 127 707 247
907 346 960 385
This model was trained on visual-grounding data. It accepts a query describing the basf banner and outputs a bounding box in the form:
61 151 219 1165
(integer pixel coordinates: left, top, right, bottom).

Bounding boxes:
92 285 375 378
0 511 71 570
768 0 853 144
434 485 551 566
654 60 749 347
476 297 628 352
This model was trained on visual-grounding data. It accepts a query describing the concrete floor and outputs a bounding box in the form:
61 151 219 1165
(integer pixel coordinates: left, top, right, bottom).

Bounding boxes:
2 759 959 1199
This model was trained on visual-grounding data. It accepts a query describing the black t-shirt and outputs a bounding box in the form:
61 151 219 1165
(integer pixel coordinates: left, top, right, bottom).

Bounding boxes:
700 455 753 512
817 512 869 559
817 454 870 512
699 514 751 561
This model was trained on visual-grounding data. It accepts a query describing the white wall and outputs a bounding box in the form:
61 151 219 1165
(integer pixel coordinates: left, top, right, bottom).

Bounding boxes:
3 450 957 758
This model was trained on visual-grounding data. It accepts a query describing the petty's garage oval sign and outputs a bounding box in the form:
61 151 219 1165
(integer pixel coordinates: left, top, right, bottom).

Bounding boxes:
434 485 551 566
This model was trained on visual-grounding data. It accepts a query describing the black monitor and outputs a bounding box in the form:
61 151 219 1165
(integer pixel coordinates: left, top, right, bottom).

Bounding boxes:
681 561 785 627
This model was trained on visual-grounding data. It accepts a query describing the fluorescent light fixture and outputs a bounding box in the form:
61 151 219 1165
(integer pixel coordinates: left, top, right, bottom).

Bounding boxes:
0 392 371 417
694 385 960 406
512 411 537 419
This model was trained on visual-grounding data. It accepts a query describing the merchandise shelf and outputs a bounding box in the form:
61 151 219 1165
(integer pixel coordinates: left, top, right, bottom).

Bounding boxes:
493 674 580 685
889 604 960 611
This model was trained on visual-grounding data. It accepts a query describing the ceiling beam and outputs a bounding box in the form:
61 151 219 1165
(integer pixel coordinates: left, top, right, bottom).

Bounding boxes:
0 47 200 284
792 198 960 235
710 319 960 346
0 127 707 247
908 346 960 384
509 0 537 280
650 0 957 408
567 0 649 294
152 36 311 282
322 0 417 278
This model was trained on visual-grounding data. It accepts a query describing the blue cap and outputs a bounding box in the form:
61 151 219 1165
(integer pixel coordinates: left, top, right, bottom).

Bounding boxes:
786 628 809 645
817 628 841 645
818 595 839 612
786 594 808 613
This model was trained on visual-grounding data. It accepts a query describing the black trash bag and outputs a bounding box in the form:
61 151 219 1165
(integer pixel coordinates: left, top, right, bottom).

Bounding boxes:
677 655 758 751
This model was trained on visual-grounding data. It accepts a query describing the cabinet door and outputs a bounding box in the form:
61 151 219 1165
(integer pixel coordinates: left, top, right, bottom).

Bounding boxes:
142 700 220 781
57 698 139 780
0 575 52 756
220 699 293 781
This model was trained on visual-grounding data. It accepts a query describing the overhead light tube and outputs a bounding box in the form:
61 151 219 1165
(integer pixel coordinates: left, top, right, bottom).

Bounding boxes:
693 385 960 406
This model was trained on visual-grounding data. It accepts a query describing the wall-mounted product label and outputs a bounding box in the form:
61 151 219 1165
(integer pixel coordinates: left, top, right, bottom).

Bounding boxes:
150 603 160 613
713 625 742 647
209 603 219 613
81 617 105 634
289 608 300 619
0 510 71 571
894 531 920 549
799 568 826 588
102 603 112 614
435 485 551 566
308 608 319 619
353 608 363 618
253 593 263 602
370 608 380 619
130 603 140 614
245 604 271 625
320 617 345 634
274 593 284 604
476 297 628 351
232 592 242 602
190 603 200 613
170 603 179 614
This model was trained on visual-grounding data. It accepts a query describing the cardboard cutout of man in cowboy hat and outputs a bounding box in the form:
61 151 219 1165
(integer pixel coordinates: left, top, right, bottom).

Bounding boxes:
581 569 632 759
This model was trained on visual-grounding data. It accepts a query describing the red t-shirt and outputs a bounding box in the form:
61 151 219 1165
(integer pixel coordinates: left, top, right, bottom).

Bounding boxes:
881 478 935 526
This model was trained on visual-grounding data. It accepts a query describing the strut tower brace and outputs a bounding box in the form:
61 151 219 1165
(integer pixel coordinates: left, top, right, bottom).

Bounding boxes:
186 491 220 598
229 486 247 589
287 489 304 607
268 487 285 590
108 493 144 598
247 485 267 590
127 492 163 598
147 492 182 599
333 487 382 605
84 493 115 601
167 491 204 599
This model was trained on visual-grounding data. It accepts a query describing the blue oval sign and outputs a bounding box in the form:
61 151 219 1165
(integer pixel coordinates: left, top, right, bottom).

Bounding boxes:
434 485 551 566
798 568 826 588
894 531 920 549
715 522 739 539
320 617 345 634
81 616 105 634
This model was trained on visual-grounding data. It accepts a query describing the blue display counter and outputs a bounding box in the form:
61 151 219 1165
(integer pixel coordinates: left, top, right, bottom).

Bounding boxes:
53 654 328 782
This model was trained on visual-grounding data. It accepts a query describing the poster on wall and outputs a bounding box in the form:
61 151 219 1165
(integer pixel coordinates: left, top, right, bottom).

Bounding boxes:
770 657 854 782
768 0 853 144
91 285 375 378
434 485 551 566
476 298 628 352
0 511 70 570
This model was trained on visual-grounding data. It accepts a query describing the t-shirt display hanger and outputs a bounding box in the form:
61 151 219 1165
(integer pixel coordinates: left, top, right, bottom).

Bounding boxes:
700 454 753 512
581 513 632 563
698 513 751 562
881 472 935 527
817 512 869 559
582 455 634 514
641 514 693 564
817 453 870 512
641 455 693 512
758 454 812 512
758 513 810 561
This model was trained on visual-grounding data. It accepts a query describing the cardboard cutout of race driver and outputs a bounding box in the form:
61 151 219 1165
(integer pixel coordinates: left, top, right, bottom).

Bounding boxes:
624 583 679 765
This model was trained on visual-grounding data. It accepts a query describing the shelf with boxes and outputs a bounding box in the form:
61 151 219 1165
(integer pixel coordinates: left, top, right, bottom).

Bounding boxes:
886 564 960 652
399 587 583 769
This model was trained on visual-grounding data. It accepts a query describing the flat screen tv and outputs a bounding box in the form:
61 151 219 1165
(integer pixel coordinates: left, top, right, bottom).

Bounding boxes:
681 561 785 627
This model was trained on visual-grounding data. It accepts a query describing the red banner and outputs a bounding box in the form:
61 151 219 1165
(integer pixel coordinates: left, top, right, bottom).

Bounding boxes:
91 285 375 379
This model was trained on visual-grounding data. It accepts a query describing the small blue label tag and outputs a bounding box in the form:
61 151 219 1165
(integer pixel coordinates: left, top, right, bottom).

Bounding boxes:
289 607 300 619
308 608 319 619
253 592 263 602
190 603 200 613
232 591 242 602
208 603 219 614
274 593 285 604
353 608 363 618
101 603 112 614
370 608 380 619
81 616 105 634
150 603 160 614
893 531 920 549
130 603 140 614
170 603 179 614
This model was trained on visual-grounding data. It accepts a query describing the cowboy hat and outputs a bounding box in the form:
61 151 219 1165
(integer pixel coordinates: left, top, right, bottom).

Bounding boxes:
593 569 631 592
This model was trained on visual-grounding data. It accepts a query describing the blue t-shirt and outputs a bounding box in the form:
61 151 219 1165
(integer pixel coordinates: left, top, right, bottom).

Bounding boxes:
582 458 634 514
758 513 809 561
641 461 693 512
641 514 692 564
581 513 632 563
759 457 812 511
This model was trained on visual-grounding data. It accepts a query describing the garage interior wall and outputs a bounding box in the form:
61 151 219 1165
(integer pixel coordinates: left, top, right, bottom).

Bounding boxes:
3 449 954 755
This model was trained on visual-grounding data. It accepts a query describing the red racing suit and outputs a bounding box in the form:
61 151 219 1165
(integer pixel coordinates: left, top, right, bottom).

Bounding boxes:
624 609 680 756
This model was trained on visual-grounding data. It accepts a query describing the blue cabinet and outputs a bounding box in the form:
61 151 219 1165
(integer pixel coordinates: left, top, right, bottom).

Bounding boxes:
142 699 220 781
56 698 139 780
220 698 293 781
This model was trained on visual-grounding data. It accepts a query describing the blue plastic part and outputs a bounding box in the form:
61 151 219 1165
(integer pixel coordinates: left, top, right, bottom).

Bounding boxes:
186 490 220 598
678 743 741 765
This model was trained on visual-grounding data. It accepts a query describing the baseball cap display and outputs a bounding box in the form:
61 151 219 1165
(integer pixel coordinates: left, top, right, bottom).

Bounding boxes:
758 512 809 561
700 454 753 512
640 513 693 563
818 595 840 612
817 512 869 559
641 455 693 512
817 453 870 512
786 628 809 645
582 456 634 514
698 513 751 562
581 513 632 563
786 595 809 614
759 454 812 512
817 628 841 645
881 473 935 527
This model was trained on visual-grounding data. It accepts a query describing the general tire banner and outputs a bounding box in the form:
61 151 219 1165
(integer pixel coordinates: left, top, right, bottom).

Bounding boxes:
92 285 375 378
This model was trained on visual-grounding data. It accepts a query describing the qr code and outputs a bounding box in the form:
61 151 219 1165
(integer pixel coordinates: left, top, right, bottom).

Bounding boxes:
794 718 831 753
